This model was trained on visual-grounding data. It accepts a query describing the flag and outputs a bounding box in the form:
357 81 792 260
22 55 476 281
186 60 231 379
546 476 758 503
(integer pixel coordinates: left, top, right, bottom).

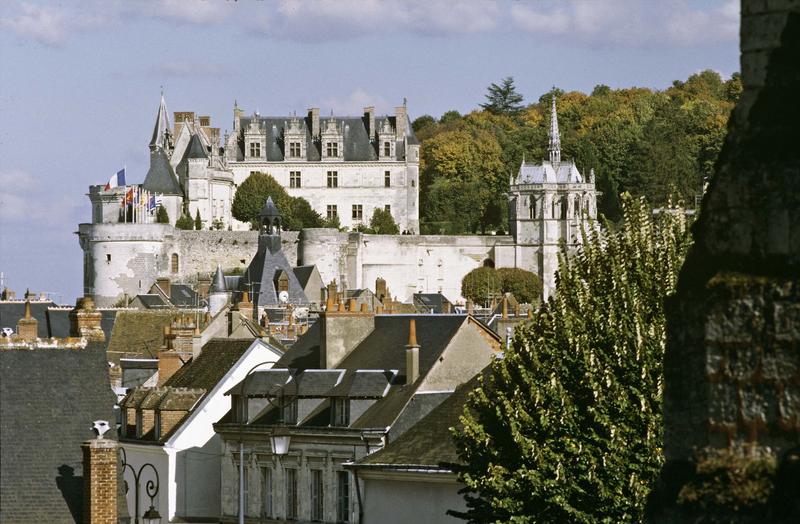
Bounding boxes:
104 168 126 190
125 187 133 204
148 194 157 212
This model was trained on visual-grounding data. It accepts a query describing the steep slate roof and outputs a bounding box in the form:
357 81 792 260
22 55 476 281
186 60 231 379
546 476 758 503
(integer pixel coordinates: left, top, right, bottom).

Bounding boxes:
0 300 55 338
238 114 418 162
292 265 316 289
134 294 169 309
356 372 483 467
165 338 257 391
517 159 583 184
143 149 182 195
210 265 227 293
0 341 122 523
183 133 208 160
245 235 309 307
412 293 454 314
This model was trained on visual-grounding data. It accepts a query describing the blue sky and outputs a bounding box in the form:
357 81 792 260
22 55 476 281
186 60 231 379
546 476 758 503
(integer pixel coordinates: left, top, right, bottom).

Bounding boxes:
0 0 740 304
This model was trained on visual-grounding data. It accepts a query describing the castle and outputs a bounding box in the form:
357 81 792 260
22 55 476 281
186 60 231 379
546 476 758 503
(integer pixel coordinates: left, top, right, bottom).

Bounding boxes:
79 95 597 308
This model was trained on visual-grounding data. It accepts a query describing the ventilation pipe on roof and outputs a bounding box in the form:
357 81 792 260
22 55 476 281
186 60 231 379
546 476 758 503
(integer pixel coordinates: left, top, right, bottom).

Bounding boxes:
405 319 419 385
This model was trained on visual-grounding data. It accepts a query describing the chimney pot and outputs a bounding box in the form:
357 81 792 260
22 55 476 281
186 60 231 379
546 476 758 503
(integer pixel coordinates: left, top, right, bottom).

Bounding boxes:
360 302 369 313
405 319 419 385
348 298 357 312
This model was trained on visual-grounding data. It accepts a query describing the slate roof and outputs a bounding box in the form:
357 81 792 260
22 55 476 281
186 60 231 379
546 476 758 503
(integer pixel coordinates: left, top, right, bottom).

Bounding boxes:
412 293 454 314
0 302 116 343
292 265 316 289
184 133 208 160
517 159 583 184
210 265 227 293
329 370 396 398
238 114 418 162
0 341 123 523
245 235 309 307
134 294 169 309
356 372 483 468
143 149 182 195
165 338 257 391
168 284 198 307
106 310 182 366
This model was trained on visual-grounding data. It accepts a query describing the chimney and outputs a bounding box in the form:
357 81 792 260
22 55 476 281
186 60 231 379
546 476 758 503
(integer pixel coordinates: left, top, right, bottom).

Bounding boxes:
237 291 253 321
308 107 320 137
405 319 419 385
466 299 474 316
502 295 508 319
360 302 369 313
364 106 375 139
375 277 387 302
443 301 451 314
17 300 38 341
82 433 118 524
326 280 337 302
157 350 184 385
326 293 335 311
320 298 375 368
376 305 384 314
514 303 521 317
156 277 171 299
192 325 202 359
395 102 407 138
199 115 211 127
348 298 357 312
69 296 105 341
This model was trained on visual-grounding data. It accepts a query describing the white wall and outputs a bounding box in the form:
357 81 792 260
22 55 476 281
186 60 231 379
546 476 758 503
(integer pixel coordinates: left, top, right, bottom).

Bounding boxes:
362 476 466 524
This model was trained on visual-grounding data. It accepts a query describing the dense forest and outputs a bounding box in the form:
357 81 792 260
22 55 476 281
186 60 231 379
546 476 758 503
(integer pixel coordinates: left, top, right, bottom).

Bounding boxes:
413 70 741 233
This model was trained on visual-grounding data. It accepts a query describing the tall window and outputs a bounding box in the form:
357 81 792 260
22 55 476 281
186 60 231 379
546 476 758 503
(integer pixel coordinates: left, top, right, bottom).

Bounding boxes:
337 471 350 523
383 141 391 157
250 142 261 157
282 400 297 425
327 205 338 220
285 468 298 520
290 171 301 188
289 142 301 157
326 142 339 157
327 171 338 188
261 467 273 519
352 205 363 221
171 253 179 274
331 398 349 427
310 469 323 521
384 170 391 187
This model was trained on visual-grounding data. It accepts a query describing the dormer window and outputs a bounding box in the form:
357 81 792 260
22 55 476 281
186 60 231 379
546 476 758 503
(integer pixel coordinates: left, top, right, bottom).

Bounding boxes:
234 394 248 422
326 142 339 157
250 142 261 158
289 142 301 157
383 141 391 157
331 398 349 426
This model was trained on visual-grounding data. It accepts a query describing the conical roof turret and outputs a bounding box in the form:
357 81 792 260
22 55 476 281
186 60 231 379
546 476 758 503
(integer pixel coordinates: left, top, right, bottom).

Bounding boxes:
259 196 281 220
209 265 227 293
548 92 561 169
150 92 171 152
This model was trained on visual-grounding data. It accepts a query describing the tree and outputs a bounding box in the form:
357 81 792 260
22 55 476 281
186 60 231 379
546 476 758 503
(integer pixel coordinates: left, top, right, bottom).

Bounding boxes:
481 77 524 115
440 110 462 125
232 171 323 230
322 213 341 229
460 266 502 305
412 115 437 138
368 208 400 234
451 196 692 523
194 209 202 230
496 267 542 304
156 206 169 224
175 214 193 230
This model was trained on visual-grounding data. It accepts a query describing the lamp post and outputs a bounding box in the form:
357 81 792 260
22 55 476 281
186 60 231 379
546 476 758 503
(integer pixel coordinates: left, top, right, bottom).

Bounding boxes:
236 360 292 524
119 446 161 524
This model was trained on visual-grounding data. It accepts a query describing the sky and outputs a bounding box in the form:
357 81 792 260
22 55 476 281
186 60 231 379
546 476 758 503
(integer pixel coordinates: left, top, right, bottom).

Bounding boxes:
0 0 740 305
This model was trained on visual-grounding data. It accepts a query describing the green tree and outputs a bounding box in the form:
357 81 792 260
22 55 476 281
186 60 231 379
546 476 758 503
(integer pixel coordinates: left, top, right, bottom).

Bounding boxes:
451 196 692 523
412 115 438 138
481 76 524 115
368 208 400 235
194 209 202 230
232 171 323 230
175 214 193 230
496 267 543 304
440 110 462 125
156 206 169 224
322 213 341 229
460 266 502 305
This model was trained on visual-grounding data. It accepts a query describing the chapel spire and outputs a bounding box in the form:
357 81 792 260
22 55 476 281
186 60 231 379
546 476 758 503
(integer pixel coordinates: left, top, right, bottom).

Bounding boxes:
150 91 172 152
548 92 561 169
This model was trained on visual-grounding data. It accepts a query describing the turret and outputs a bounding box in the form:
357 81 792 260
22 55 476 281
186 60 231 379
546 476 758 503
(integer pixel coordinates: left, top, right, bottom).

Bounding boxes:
548 92 561 170
208 264 229 316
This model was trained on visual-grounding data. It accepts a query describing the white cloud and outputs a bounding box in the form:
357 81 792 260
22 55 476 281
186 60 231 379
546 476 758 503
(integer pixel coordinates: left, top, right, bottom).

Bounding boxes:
0 3 69 46
510 0 739 47
124 0 231 25
320 88 391 115
0 169 81 225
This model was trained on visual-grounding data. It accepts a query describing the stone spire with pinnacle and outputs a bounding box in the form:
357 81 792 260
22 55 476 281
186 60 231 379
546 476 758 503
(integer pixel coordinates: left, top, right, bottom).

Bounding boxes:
548 92 561 170
150 90 171 152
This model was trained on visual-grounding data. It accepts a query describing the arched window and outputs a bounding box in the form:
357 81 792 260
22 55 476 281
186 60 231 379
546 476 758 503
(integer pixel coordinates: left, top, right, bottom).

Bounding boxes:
171 253 179 274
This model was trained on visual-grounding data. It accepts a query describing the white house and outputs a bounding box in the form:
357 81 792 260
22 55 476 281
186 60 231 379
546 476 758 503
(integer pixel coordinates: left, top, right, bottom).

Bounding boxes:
119 337 283 521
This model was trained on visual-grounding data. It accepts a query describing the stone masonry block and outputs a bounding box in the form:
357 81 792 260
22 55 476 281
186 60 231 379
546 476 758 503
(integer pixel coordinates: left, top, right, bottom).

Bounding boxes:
741 12 789 52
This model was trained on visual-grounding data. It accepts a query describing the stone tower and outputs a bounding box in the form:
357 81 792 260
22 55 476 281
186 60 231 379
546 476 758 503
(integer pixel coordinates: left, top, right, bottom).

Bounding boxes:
508 95 599 298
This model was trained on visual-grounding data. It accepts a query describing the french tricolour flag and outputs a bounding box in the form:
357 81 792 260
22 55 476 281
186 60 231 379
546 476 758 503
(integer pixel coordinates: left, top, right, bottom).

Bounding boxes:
104 168 126 190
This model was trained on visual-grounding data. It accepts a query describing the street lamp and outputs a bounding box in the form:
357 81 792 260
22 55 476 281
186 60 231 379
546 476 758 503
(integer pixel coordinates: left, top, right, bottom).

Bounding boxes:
237 359 286 524
120 447 161 524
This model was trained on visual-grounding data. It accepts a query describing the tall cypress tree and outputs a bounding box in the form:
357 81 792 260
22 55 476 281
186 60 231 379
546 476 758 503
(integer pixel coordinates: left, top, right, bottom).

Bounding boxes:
450 196 691 523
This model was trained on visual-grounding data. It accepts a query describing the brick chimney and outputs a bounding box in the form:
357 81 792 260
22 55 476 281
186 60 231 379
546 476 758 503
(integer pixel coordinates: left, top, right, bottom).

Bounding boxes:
375 277 387 302
405 318 419 385
70 296 105 341
364 106 375 139
17 300 38 341
157 350 183 386
82 434 117 524
320 300 375 368
156 277 171 299
308 107 320 138
237 291 253 322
